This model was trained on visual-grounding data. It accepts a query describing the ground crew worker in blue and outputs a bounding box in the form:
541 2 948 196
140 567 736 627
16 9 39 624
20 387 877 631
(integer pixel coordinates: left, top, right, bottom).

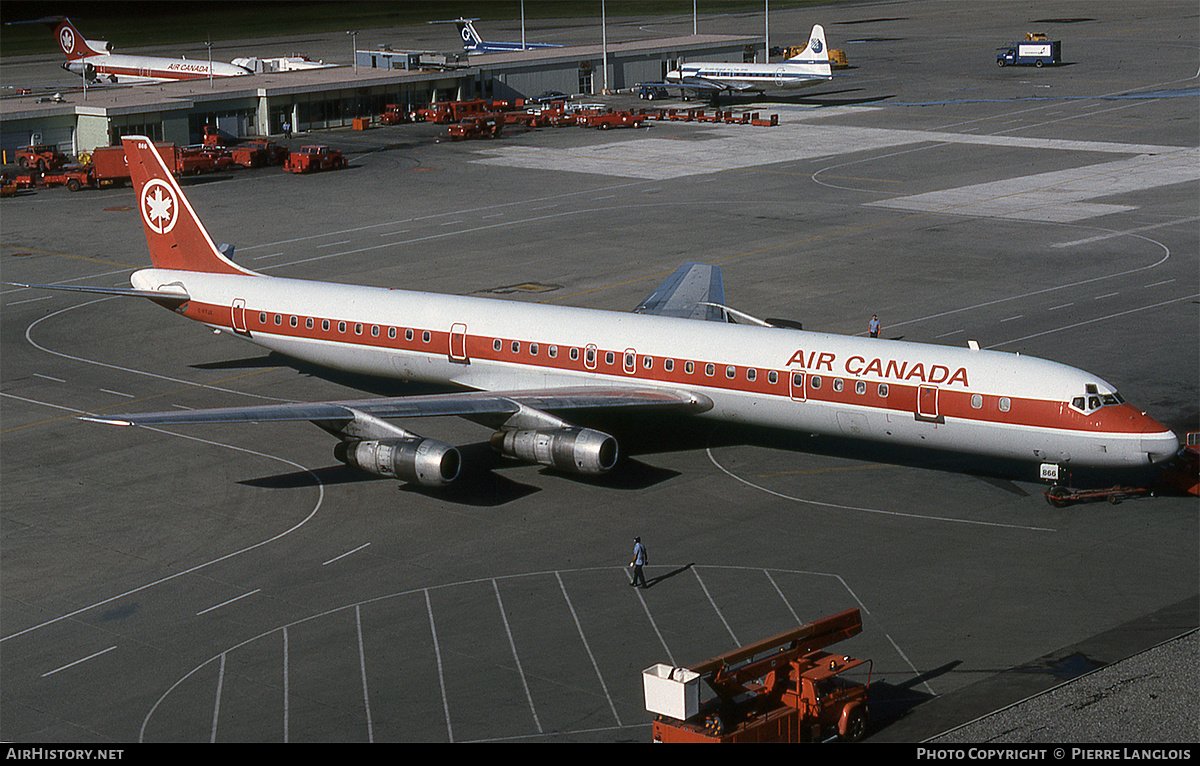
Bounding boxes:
629 536 648 588
868 314 881 338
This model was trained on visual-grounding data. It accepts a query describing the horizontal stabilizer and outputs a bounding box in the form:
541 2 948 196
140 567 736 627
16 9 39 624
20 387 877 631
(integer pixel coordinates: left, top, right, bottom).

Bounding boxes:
9 282 190 307
633 263 727 322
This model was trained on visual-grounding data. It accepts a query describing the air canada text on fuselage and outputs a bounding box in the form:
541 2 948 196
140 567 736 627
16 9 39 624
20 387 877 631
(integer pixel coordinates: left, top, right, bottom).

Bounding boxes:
786 350 970 387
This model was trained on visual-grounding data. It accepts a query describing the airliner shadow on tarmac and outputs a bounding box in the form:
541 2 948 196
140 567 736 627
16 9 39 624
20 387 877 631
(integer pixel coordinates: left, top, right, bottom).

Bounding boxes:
706 88 893 108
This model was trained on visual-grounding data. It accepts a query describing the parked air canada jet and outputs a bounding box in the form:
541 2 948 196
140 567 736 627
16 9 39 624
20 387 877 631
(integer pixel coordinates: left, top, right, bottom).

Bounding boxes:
432 17 562 54
16 137 1179 487
665 24 834 97
45 16 250 84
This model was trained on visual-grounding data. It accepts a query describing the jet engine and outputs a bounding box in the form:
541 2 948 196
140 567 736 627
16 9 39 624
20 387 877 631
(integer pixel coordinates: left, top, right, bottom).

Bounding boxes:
334 438 460 486
490 427 618 475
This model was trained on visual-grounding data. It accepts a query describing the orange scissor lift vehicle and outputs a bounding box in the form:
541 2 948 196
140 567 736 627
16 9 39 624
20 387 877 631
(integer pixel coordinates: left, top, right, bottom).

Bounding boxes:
645 608 871 743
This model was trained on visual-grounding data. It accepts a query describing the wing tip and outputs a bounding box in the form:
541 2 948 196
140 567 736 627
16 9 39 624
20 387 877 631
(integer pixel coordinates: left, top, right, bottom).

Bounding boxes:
80 415 135 426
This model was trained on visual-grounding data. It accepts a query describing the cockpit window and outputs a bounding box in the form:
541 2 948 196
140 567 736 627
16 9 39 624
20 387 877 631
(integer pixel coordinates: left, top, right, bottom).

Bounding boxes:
1072 388 1125 414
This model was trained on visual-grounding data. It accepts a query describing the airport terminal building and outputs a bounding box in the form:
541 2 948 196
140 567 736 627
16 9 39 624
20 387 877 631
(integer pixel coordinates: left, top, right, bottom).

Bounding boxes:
0 33 758 157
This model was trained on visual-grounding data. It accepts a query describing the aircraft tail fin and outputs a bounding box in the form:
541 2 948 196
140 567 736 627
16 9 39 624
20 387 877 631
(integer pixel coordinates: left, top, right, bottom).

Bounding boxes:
787 24 833 76
457 18 484 50
121 136 256 276
52 17 111 60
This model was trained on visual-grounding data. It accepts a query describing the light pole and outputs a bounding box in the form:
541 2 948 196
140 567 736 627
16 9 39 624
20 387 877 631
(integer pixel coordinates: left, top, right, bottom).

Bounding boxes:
347 30 358 72
601 0 608 94
205 38 213 88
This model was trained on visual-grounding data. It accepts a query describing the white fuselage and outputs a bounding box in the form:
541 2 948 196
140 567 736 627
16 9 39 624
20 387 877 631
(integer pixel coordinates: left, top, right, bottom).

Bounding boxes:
132 268 1179 469
65 53 250 84
667 62 831 92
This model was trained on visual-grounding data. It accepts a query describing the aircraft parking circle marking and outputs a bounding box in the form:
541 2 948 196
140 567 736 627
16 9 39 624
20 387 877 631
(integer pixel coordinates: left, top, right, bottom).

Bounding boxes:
139 564 910 743
703 435 1056 533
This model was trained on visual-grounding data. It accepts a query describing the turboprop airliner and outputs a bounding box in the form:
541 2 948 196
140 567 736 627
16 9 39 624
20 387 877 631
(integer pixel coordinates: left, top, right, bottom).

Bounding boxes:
665 24 834 97
15 137 1179 487
45 17 250 84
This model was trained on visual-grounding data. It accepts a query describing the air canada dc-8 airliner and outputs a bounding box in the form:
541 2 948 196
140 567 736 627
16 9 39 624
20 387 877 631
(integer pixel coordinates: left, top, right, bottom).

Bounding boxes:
17 137 1179 487
45 17 251 84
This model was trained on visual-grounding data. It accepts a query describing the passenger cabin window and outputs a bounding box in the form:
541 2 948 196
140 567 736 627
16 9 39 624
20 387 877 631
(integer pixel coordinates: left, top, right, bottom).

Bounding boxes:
306 318 314 330
811 375 822 389
768 370 778 385
406 329 414 342
530 343 539 356
832 378 843 393
855 380 866 395
422 331 431 343
665 359 674 372
705 363 715 377
494 339 503 352
322 319 330 332
338 321 346 333
685 361 695 375
570 347 580 361
999 397 1011 412
972 394 983 409
605 351 615 365
549 345 557 358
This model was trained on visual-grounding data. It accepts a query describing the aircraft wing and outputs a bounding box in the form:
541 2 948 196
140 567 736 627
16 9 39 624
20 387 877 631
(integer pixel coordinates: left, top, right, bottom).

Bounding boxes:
671 76 731 92
633 263 727 322
82 386 713 427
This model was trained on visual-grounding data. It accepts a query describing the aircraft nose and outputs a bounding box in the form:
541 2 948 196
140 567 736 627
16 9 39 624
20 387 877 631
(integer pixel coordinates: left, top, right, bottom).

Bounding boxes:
1141 419 1179 464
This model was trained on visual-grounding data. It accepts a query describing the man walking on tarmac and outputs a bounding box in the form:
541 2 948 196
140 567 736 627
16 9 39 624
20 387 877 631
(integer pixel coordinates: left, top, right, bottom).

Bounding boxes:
629 537 648 588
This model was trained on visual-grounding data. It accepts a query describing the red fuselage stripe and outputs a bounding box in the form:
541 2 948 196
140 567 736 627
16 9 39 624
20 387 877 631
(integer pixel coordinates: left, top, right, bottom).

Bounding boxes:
181 300 1150 437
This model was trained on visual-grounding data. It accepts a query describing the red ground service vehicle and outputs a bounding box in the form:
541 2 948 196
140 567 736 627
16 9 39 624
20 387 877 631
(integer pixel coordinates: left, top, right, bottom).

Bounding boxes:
379 104 412 125
230 139 289 168
1160 432 1199 497
646 608 871 743
14 144 69 172
414 99 492 124
447 116 503 141
38 166 96 191
579 110 647 129
86 146 132 186
284 145 347 173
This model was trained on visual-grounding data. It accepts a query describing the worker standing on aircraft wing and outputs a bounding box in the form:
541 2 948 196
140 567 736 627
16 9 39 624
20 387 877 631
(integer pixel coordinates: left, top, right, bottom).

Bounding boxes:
630 536 648 588
869 314 881 338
